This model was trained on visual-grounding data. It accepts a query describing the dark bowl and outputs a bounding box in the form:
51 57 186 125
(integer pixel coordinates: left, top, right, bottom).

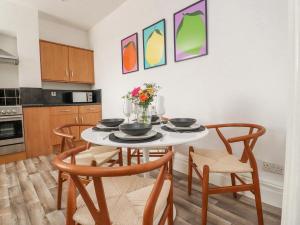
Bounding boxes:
151 115 159 122
119 123 152 136
169 118 197 127
101 118 125 127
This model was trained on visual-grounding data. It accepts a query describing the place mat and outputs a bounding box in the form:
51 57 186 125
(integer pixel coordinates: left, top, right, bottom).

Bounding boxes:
109 132 163 143
151 121 160 125
161 125 206 133
92 127 119 132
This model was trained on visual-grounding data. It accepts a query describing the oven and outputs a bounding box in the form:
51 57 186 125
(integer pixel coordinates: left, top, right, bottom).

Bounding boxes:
0 106 25 155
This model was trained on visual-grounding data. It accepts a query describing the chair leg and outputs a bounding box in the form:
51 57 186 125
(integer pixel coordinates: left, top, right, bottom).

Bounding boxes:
188 150 193 195
137 149 141 164
230 173 238 199
118 148 123 166
127 148 131 166
57 170 63 209
201 165 209 225
167 179 174 225
66 176 76 225
252 171 264 225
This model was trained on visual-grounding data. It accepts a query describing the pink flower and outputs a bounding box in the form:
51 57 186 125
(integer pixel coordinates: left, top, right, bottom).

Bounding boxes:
131 87 141 97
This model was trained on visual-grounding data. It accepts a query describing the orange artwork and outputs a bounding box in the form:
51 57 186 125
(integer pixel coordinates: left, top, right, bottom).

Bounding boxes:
121 33 139 74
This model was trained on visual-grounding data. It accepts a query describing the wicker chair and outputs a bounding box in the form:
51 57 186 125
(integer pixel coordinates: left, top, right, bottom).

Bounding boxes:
52 145 174 225
53 123 123 209
188 123 266 225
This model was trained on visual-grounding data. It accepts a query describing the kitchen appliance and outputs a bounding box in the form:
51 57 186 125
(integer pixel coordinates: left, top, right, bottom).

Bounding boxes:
0 49 19 65
71 91 93 103
0 105 25 155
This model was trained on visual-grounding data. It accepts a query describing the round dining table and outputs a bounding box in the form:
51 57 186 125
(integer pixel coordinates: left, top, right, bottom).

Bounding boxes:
81 125 209 175
81 124 208 222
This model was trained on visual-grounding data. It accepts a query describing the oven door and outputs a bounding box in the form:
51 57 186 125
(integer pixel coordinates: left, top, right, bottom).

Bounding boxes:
0 115 24 146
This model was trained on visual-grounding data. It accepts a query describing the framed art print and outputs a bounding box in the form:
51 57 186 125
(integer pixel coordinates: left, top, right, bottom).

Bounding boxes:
121 33 139 74
174 0 208 62
143 19 167 69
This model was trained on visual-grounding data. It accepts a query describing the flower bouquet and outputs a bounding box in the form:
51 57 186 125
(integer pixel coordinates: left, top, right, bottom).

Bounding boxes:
124 83 160 123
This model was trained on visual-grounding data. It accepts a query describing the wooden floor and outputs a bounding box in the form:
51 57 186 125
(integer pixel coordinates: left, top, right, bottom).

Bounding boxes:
0 155 281 225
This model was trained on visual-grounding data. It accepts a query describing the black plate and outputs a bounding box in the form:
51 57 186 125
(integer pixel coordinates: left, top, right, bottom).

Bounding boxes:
92 127 119 132
169 118 197 127
151 115 159 122
101 118 125 127
119 122 152 136
109 132 162 143
162 125 205 133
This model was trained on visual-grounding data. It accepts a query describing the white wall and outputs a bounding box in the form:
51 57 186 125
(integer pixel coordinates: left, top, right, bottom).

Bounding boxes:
39 15 90 49
90 0 289 206
0 34 19 88
0 0 41 87
281 0 300 222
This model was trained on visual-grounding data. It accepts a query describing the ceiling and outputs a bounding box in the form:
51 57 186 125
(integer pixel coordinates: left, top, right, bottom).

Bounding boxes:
10 0 127 30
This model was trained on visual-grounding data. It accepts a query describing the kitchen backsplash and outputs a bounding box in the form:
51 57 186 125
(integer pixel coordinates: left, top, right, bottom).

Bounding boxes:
20 88 101 106
0 88 20 106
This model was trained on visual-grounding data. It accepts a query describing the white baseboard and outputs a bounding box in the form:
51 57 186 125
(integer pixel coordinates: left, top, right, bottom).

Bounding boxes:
173 153 283 208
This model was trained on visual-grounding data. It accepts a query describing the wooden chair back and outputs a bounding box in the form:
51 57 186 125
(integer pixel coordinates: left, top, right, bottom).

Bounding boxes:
52 145 173 225
53 123 94 153
206 123 266 168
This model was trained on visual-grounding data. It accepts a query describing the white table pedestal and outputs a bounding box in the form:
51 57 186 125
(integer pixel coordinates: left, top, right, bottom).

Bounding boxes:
142 148 150 178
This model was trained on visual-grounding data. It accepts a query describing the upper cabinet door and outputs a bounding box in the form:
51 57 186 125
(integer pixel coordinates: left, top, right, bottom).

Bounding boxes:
40 41 69 82
69 47 95 84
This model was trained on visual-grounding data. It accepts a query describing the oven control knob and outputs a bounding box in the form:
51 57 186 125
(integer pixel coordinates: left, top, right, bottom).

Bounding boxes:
12 109 17 114
6 110 11 114
1 110 5 114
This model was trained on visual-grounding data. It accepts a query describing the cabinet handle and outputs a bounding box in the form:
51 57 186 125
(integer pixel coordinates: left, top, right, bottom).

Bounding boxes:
71 71 74 77
65 68 69 77
75 116 79 123
81 117 84 123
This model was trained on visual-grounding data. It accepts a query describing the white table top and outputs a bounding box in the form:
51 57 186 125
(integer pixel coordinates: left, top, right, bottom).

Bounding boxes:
81 125 209 148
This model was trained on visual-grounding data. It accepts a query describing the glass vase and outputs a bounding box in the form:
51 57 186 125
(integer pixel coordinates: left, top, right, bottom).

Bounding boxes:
137 105 151 124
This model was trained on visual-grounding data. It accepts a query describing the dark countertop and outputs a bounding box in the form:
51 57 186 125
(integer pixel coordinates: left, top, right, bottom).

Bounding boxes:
22 102 101 108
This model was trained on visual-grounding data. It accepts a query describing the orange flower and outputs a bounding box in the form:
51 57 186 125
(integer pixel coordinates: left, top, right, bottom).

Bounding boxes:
139 93 148 102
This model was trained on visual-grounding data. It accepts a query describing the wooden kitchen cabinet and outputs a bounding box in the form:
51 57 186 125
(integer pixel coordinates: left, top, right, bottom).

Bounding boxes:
50 114 79 145
79 105 101 135
23 105 101 157
40 40 69 82
23 107 52 158
69 47 94 84
39 40 95 84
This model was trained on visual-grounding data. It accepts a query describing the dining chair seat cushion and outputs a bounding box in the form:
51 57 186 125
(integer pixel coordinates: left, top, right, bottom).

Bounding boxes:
64 146 119 166
191 148 253 173
74 175 171 225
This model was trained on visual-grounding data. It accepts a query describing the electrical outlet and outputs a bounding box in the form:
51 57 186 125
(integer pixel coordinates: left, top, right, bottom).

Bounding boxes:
51 91 56 97
263 161 284 175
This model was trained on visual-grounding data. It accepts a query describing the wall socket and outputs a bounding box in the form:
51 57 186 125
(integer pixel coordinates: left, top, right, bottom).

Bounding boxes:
263 161 284 175
51 91 56 97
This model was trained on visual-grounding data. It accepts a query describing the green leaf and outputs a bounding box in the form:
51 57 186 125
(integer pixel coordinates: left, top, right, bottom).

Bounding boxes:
124 41 135 49
146 31 154 42
185 10 203 17
155 29 163 36
176 17 184 37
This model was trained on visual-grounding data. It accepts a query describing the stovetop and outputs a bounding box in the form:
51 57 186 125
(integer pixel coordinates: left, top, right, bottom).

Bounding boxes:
0 105 22 116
